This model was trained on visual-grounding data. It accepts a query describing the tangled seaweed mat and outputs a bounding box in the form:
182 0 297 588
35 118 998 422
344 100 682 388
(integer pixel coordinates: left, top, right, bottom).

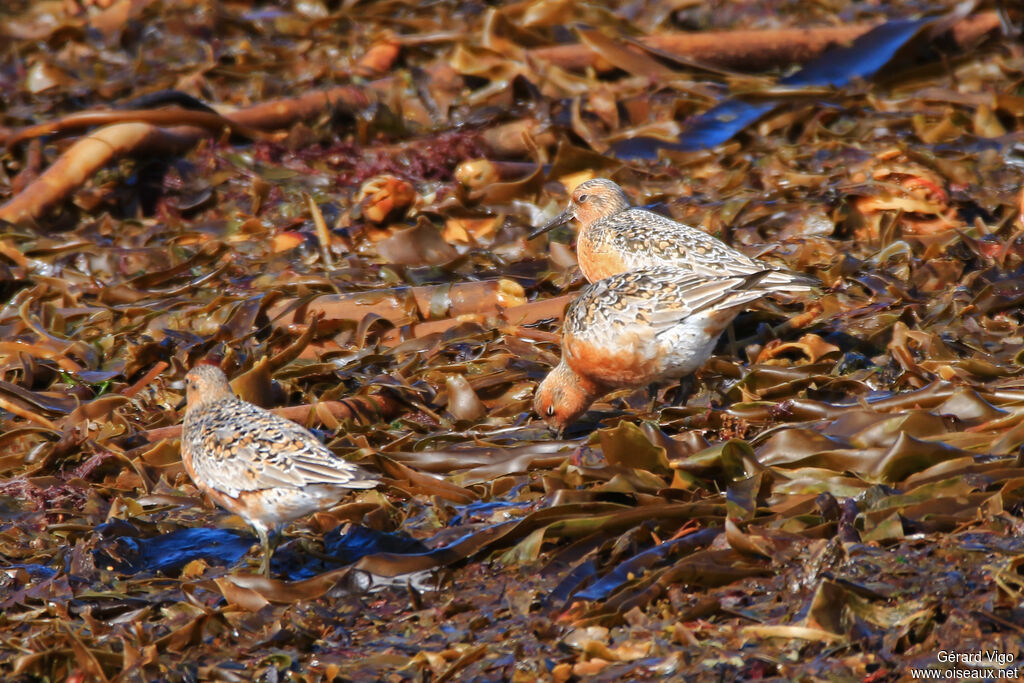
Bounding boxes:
2 0 1024 679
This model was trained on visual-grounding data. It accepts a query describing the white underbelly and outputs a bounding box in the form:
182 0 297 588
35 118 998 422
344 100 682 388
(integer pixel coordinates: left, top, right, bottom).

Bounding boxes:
654 316 724 379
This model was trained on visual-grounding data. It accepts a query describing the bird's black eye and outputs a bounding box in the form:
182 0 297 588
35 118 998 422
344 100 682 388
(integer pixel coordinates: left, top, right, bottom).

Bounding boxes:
577 194 589 203
546 405 555 416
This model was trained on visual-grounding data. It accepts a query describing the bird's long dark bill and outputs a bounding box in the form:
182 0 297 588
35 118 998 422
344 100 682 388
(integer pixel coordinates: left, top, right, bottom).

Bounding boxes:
528 208 574 239
174 396 187 410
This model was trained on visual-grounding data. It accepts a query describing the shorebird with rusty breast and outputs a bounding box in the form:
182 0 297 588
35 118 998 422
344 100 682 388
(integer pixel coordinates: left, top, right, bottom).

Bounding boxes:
530 178 817 292
534 267 779 434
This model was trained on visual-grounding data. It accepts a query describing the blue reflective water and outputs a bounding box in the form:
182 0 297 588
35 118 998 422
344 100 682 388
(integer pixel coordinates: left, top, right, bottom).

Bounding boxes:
94 527 253 574
612 18 930 159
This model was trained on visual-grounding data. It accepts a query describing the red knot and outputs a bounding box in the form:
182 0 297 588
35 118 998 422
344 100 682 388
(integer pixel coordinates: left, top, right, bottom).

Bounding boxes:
529 178 817 290
181 365 377 577
534 267 775 434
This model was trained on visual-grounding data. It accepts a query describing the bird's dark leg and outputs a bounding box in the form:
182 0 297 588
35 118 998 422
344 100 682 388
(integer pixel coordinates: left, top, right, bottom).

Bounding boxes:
646 383 661 413
725 321 739 358
670 374 696 407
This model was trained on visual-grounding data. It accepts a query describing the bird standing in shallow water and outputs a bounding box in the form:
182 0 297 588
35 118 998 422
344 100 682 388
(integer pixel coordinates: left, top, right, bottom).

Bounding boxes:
534 267 776 434
181 365 377 577
529 178 817 291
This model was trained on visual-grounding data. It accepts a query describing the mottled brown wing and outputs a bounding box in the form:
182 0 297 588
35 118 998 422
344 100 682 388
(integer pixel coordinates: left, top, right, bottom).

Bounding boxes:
568 268 770 339
613 211 763 274
609 210 819 290
193 400 377 494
